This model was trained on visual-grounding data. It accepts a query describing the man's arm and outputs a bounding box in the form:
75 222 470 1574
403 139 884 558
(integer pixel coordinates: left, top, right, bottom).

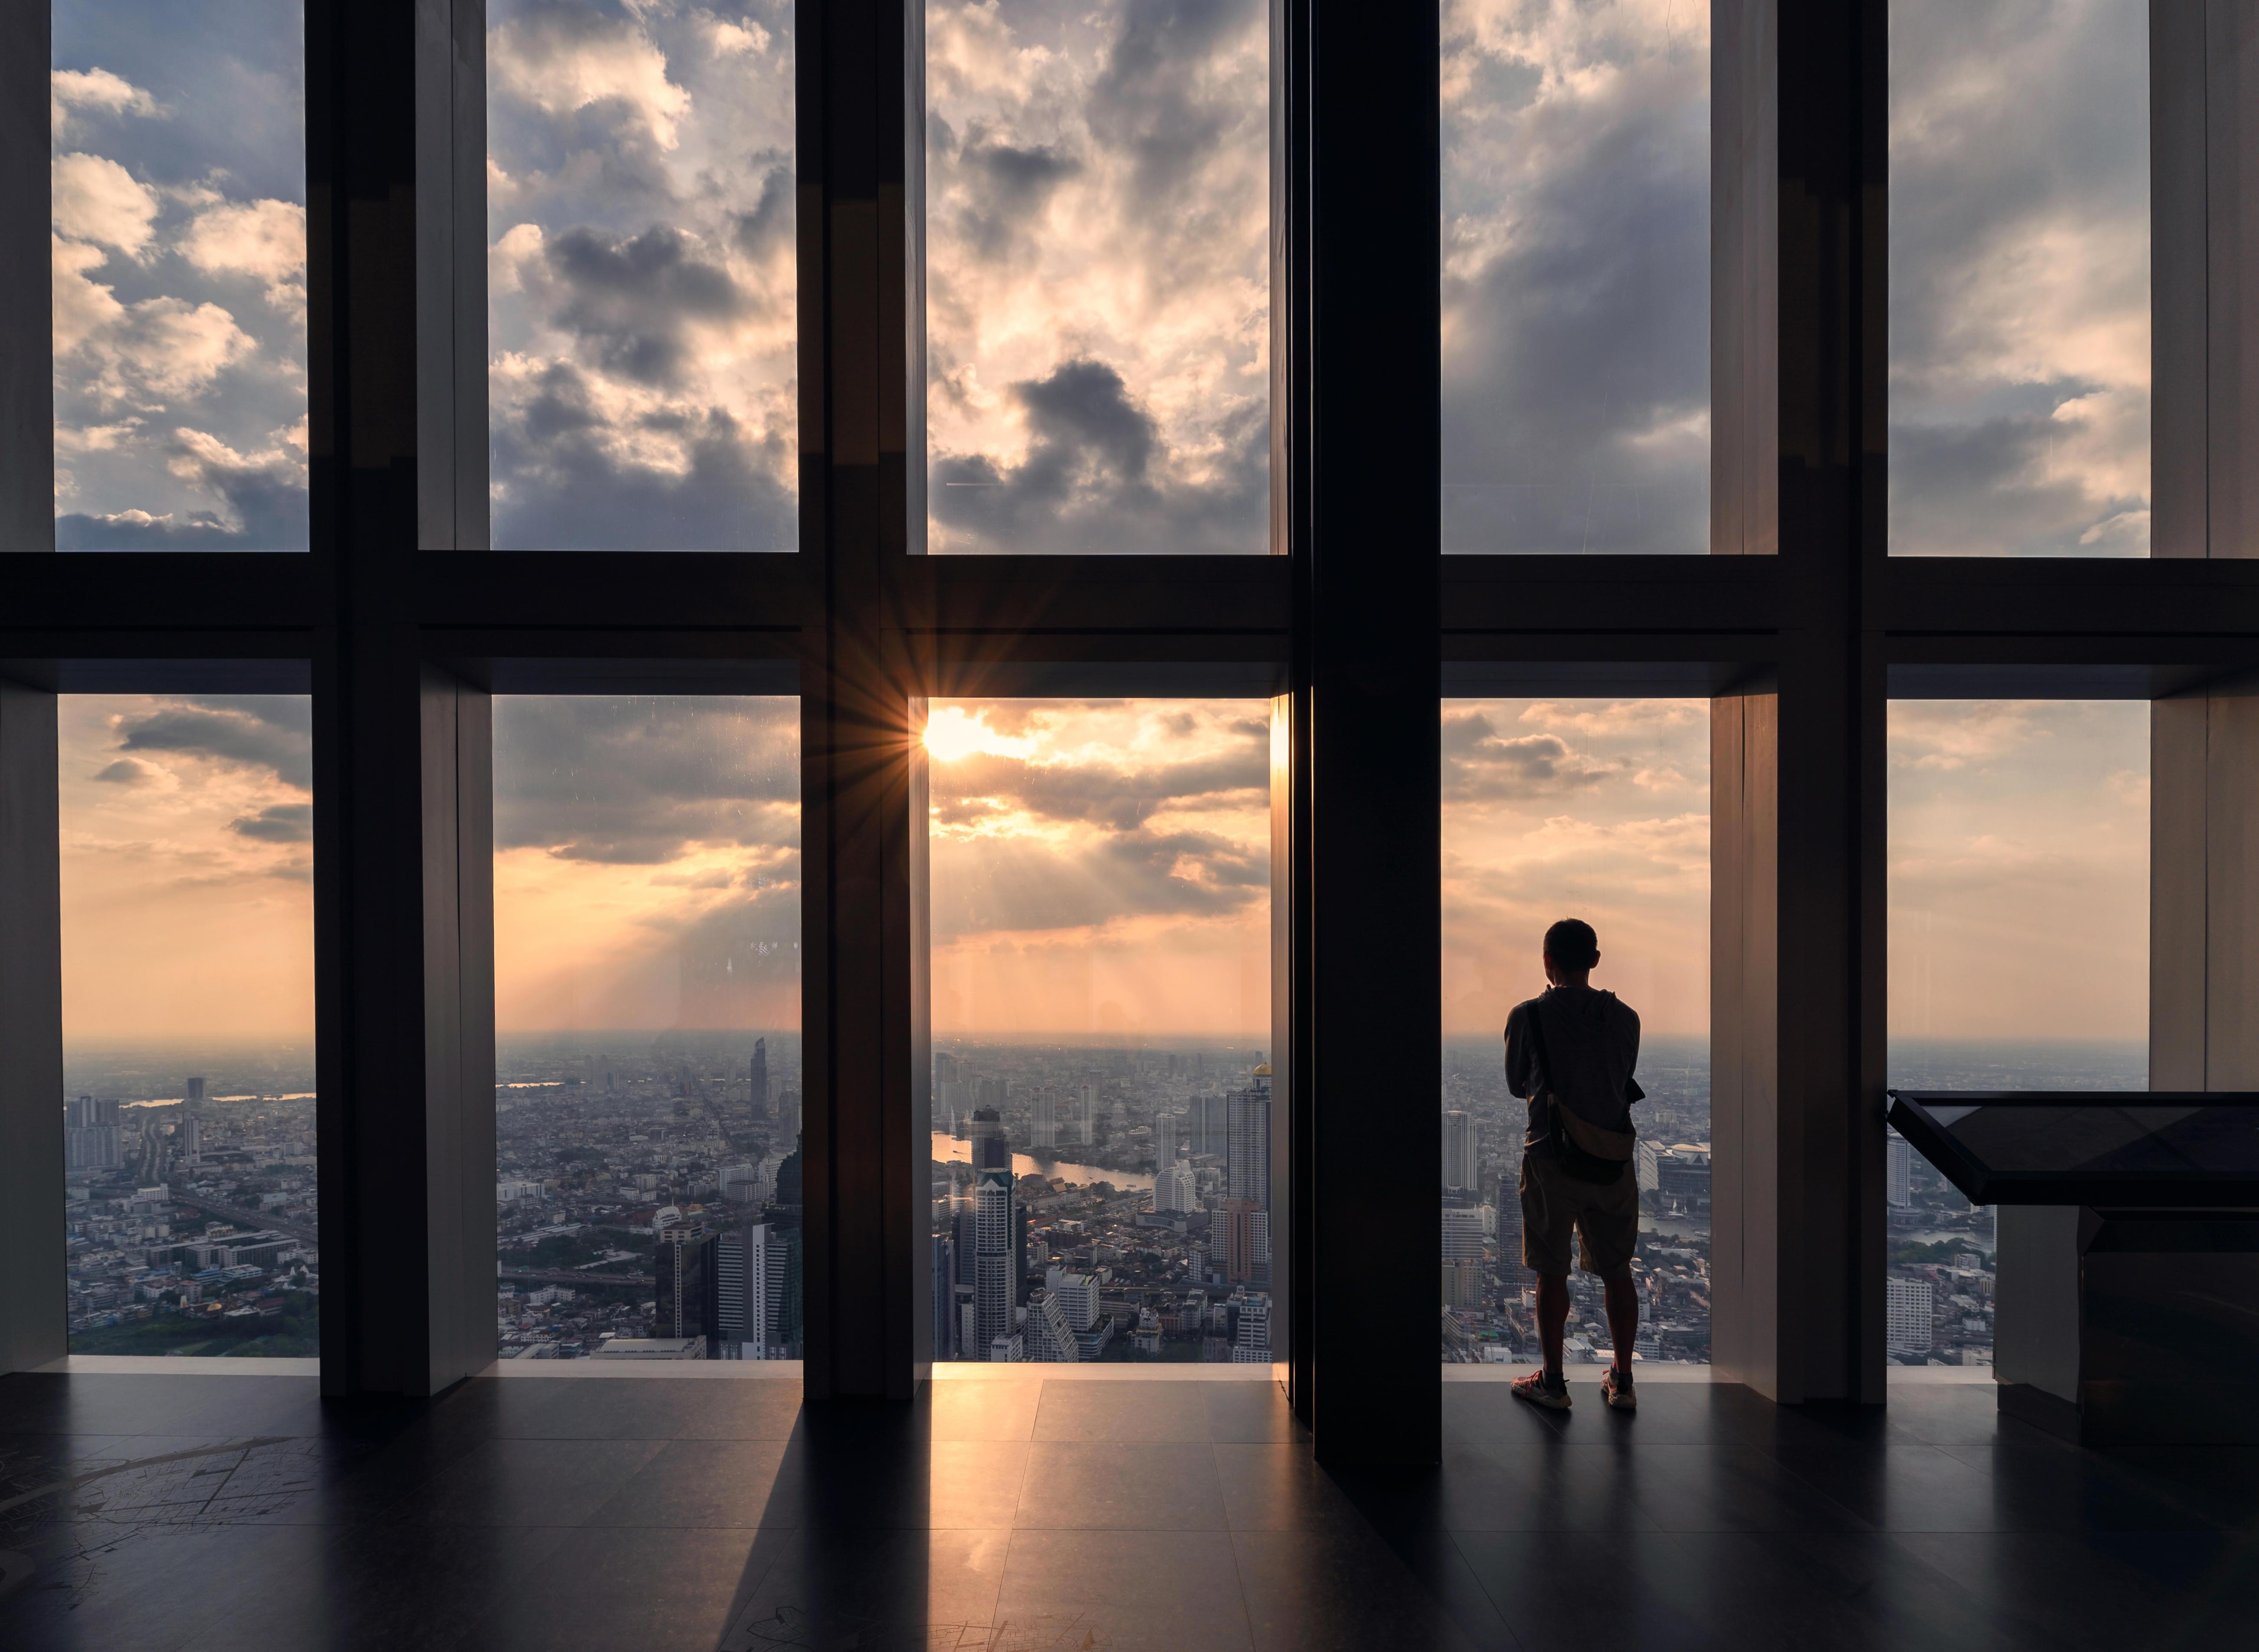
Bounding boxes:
1504 1003 1537 1098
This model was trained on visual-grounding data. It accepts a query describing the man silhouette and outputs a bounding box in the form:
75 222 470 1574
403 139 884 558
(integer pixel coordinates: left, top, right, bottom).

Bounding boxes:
1504 918 1642 1412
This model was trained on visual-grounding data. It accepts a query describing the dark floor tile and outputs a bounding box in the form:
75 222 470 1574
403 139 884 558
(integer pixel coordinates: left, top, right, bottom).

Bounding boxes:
1619 1441 1871 1534
1884 1385 2065 1449
1203 1382 1309 1444
1012 1439 1227 1531
1033 1379 1213 1442
1432 1437 1658 1533
582 1437 801 1529
1441 1385 1572 1447
1934 1442 2221 1532
175 1521 576 1652
1234 1526 1510 1652
392 1436 667 1527
0 1377 326 1442
0 1520 330 1652
2092 1446 2259 1530
719 1525 1010 1649
1215 1444 1374 1533
1666 1527 2023 1652
1450 1528 1722 1652
654 1380 805 1441
1753 1437 2011 1532
1889 1530 2259 1652
467 1523 791 1652
993 1527 1253 1652
463 1378 689 1441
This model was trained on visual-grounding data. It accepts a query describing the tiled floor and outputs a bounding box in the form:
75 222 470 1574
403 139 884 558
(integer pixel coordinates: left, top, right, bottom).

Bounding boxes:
0 1370 2252 1650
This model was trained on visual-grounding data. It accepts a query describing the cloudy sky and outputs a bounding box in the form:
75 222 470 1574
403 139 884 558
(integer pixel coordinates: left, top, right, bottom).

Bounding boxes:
492 696 800 1030
1441 0 1710 554
925 0 1271 554
1888 700 2147 1038
926 699 1272 1032
50 3 308 548
487 0 797 550
1889 0 2151 557
58 696 314 1042
1442 698 1711 1036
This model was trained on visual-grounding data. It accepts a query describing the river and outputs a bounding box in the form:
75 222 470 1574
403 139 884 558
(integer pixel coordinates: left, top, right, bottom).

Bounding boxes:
928 1132 1154 1192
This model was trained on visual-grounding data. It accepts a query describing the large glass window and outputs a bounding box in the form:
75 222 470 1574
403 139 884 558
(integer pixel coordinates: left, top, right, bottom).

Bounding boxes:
924 699 1273 1360
491 696 801 1361
1886 699 2149 1368
58 695 317 1354
1441 698 1711 1365
1889 1 2151 557
924 3 1270 555
486 3 797 551
52 2 308 550
1440 2 1711 554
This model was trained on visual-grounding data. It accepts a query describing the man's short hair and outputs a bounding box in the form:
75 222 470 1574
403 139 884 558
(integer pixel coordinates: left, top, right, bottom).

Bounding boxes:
1543 918 1599 970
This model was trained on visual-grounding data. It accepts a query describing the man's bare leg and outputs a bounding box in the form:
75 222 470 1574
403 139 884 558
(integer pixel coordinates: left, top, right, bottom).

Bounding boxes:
1535 1272 1571 1380
1603 1274 1638 1375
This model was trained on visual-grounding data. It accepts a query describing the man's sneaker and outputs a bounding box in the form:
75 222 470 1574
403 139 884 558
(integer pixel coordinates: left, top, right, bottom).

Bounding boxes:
1600 1367 1636 1411
1511 1368 1571 1410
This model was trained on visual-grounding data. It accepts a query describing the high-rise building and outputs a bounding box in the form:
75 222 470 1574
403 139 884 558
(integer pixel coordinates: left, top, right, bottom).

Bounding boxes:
1189 1092 1229 1160
656 1224 715 1344
1076 1082 1098 1146
1441 1109 1478 1193
184 1076 206 1113
974 1155 1016 1357
712 1221 780 1358
931 1232 955 1359
1024 1287 1080 1362
1031 1088 1058 1150
1152 1161 1198 1215
1440 1206 1484 1264
1886 1131 1912 1208
750 1037 769 1120
1222 1198 1263 1284
1887 1276 1933 1355
1441 1259 1482 1311
1229 1292 1270 1363
1044 1266 1100 1333
1635 1139 1662 1194
935 1051 959 1087
1226 1065 1271 1208
1154 1109 1179 1169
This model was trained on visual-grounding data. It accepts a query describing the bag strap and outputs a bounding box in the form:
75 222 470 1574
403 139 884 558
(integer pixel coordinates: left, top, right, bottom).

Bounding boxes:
1523 997 1556 1099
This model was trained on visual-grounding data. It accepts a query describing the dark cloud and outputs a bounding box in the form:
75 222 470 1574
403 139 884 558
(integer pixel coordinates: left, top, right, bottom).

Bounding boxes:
545 225 752 385
937 742 1264 834
492 695 798 864
931 359 1265 554
932 824 1264 941
115 697 312 791
945 133 1083 259
1088 0 1264 211
730 163 795 261
491 362 795 550
229 801 312 842
1888 410 2143 557
93 757 158 785
1439 33 1708 554
1440 710 1619 801
57 433 308 551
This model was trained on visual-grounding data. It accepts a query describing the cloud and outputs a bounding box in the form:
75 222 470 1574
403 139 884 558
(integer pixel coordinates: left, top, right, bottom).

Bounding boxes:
52 151 161 255
1441 709 1621 800
180 198 307 315
113 698 313 792
539 224 752 384
58 425 307 550
925 0 1269 554
1885 701 2047 772
230 802 313 843
493 696 799 864
51 68 163 135
92 757 165 787
489 0 693 149
1440 0 1711 553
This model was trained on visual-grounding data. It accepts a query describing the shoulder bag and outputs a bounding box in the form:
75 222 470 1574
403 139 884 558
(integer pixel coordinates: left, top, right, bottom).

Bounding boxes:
1525 1002 1636 1186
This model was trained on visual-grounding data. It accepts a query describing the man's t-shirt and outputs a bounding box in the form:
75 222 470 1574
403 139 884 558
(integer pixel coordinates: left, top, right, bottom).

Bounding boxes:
1505 986 1642 1154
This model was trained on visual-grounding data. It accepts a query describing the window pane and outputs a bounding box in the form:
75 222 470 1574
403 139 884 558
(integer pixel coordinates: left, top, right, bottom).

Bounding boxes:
924 4 1270 555
1886 701 2149 1369
492 696 801 1361
487 4 797 551
52 3 308 550
1441 699 1711 1366
1441 4 1710 554
59 696 317 1355
925 700 1273 1361
1889 1 2150 557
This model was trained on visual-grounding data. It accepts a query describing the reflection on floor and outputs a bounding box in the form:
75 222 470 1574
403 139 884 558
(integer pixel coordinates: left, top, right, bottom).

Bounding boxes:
1 1370 2253 1650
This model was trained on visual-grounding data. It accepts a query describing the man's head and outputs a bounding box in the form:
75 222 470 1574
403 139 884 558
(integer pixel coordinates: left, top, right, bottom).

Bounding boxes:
1542 918 1600 986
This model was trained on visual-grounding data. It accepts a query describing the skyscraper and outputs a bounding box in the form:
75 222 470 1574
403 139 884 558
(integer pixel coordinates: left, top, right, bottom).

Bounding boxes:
1887 1131 1912 1208
1189 1092 1229 1159
1024 1287 1080 1362
656 1224 715 1349
1225 1065 1271 1208
184 1076 206 1113
1441 1109 1478 1193
1221 1199 1263 1284
1229 1292 1270 1363
1031 1088 1058 1150
1154 1109 1179 1168
973 1111 1017 1357
1153 1161 1198 1215
1076 1082 1098 1146
931 1232 956 1360
750 1038 769 1121
1440 1206 1484 1264
713 1221 779 1358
